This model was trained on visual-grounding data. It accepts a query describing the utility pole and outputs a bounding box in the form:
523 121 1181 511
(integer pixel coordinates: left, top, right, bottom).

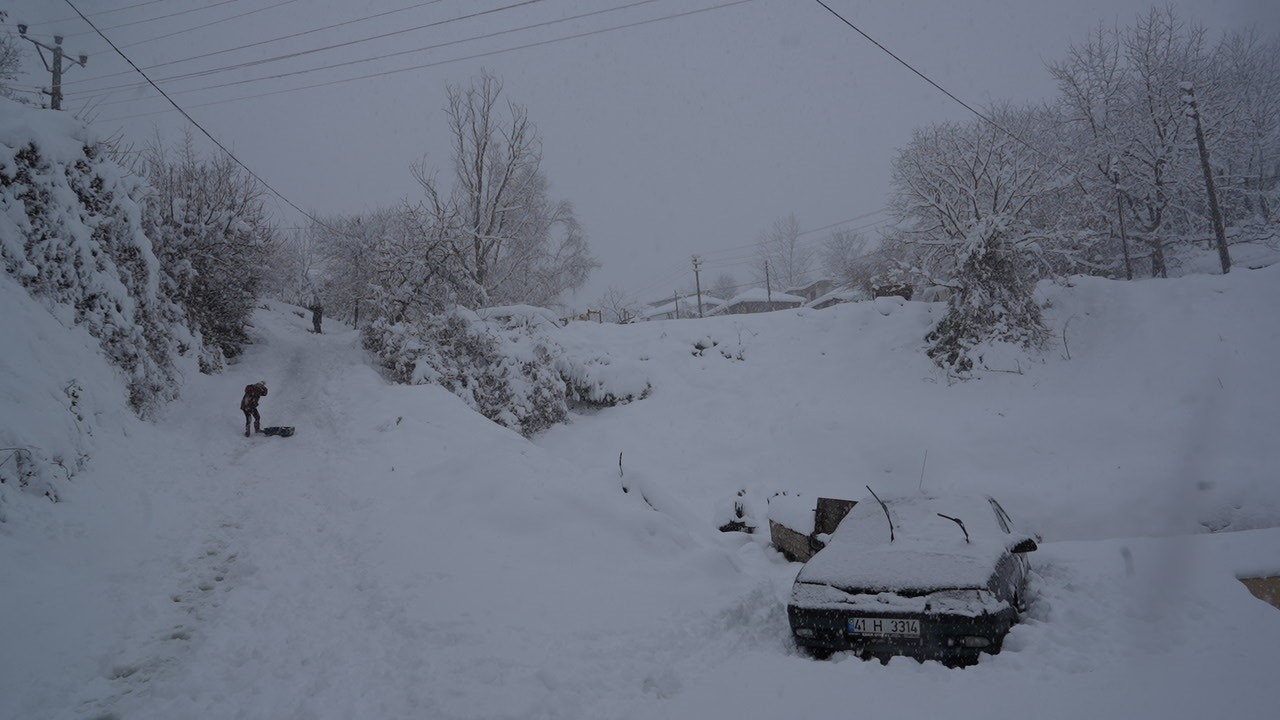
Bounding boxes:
17 26 88 111
1113 170 1134 281
691 255 704 318
673 291 679 320
1181 82 1231 274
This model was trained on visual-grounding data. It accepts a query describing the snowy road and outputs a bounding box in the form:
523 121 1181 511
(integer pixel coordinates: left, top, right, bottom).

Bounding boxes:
1 305 782 719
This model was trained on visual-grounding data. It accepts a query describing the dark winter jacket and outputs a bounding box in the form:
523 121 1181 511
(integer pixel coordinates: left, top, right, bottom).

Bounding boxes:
241 382 268 411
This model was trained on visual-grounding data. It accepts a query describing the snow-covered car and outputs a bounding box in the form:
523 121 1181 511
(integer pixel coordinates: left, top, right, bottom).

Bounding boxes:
787 491 1037 666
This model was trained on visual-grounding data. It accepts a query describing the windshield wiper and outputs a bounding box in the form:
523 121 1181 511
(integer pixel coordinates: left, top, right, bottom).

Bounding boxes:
865 485 894 542
936 513 970 543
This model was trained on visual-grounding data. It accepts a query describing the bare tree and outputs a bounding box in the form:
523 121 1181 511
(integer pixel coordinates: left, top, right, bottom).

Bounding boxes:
301 210 404 328
709 272 738 301
411 70 596 309
372 201 456 324
1049 22 1137 278
1048 11 1280 277
0 12 23 99
1215 30 1280 224
820 228 871 286
1117 8 1211 277
595 286 640 323
890 108 1055 369
264 227 318 305
752 212 812 290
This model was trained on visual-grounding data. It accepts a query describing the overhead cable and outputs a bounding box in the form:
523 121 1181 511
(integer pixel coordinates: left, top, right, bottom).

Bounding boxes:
97 0 758 122
64 0 243 38
73 0 657 100
118 0 302 50
25 0 173 28
62 0 345 239
61 0 452 88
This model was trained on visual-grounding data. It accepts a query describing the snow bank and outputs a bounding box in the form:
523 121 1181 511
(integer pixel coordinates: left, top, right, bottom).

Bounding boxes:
542 265 1280 542
0 275 136 518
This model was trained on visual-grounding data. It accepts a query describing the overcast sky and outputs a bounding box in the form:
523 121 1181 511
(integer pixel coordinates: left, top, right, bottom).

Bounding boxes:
6 0 1276 311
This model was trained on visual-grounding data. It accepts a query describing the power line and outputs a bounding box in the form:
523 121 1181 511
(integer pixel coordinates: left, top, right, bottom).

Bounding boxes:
84 0 544 98
26 0 172 28
118 0 302 51
61 0 340 237
73 0 658 102
96 0 759 123
63 0 243 39
811 0 1059 167
798 208 888 237
62 0 452 89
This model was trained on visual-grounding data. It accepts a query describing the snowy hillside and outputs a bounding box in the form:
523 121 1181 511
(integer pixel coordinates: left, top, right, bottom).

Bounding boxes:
3 267 1280 720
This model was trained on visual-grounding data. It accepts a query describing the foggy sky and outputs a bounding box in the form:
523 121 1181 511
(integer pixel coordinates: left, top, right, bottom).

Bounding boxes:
7 0 1275 311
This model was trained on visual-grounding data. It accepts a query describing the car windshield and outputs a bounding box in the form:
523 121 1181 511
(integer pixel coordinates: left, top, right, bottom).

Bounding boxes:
795 494 1013 593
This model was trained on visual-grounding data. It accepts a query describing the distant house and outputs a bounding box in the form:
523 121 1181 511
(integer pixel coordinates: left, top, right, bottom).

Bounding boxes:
871 282 914 300
785 278 835 304
807 285 864 310
709 288 805 316
477 304 563 329
918 285 953 303
642 294 724 321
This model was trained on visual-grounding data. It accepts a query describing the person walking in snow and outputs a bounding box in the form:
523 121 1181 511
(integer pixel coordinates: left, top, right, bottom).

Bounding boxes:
241 381 268 437
310 299 323 334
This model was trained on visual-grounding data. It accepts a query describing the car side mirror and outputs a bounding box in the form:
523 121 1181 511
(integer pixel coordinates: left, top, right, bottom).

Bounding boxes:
1011 538 1038 554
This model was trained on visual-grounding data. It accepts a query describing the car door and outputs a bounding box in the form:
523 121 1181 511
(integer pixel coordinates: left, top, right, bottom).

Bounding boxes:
987 498 1030 603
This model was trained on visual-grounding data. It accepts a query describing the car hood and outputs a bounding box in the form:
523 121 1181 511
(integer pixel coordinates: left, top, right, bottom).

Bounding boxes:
795 537 1007 594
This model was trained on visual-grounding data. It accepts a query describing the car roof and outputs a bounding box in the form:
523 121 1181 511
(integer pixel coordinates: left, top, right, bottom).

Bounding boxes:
795 493 1014 593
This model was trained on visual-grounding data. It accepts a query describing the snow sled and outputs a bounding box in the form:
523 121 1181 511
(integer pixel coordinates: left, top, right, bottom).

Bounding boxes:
260 426 295 437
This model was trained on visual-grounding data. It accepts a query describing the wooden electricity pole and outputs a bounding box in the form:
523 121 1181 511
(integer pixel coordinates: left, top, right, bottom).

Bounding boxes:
1181 82 1231 274
692 255 704 318
17 27 88 111
1113 171 1134 281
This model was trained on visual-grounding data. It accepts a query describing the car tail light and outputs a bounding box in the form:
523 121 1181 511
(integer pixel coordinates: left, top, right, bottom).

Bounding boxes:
959 636 990 648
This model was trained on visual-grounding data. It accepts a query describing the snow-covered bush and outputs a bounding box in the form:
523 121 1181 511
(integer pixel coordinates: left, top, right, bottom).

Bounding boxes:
363 309 568 437
364 302 658 435
0 102 191 416
556 352 652 408
925 234 1048 372
136 134 275 367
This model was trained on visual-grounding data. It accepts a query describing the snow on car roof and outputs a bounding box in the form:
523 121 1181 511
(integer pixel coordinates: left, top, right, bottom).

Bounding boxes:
795 493 1015 593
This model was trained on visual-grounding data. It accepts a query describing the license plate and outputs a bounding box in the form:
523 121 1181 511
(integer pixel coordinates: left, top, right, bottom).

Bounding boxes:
848 617 920 637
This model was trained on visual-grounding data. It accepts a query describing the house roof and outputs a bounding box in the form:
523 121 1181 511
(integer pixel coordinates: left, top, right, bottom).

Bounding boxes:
723 288 805 304
784 278 834 295
806 286 862 308
707 288 806 316
477 304 563 328
642 295 724 320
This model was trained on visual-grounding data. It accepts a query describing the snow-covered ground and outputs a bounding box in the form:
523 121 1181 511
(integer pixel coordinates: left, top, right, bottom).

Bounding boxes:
3 266 1279 720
